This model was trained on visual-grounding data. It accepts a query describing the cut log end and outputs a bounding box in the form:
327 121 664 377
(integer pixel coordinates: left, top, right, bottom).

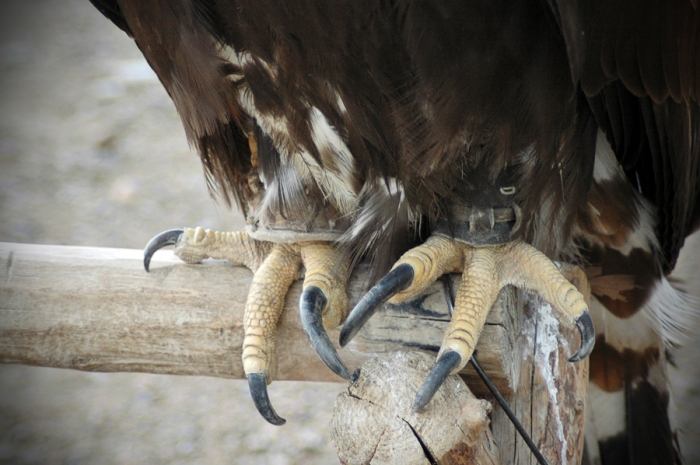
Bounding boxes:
330 351 499 465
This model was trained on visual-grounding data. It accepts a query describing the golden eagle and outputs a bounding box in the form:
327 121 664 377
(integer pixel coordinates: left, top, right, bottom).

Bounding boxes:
91 0 699 463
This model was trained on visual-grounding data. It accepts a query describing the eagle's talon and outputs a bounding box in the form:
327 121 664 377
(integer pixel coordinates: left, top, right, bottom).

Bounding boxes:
345 238 594 410
300 285 352 381
247 372 286 426
339 263 414 347
144 231 353 424
413 350 462 412
143 229 184 271
569 310 595 362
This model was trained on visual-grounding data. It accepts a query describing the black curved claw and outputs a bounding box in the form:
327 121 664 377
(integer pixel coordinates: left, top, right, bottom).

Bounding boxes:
143 229 184 272
413 350 462 412
247 373 286 426
569 310 595 362
339 263 414 347
300 286 352 381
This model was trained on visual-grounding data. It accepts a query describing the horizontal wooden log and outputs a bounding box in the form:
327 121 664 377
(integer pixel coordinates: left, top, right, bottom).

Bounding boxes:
1 242 589 464
0 242 519 395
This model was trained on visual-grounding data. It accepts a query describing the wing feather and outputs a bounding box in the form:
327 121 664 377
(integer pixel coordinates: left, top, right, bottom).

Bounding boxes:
554 0 700 104
553 0 700 270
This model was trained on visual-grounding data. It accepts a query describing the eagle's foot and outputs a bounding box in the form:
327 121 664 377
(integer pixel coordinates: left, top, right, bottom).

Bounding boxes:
144 227 274 272
144 228 351 425
297 242 352 381
340 237 594 411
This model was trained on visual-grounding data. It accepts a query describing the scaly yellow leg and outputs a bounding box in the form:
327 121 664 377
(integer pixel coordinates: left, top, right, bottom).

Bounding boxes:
340 237 594 411
144 228 351 424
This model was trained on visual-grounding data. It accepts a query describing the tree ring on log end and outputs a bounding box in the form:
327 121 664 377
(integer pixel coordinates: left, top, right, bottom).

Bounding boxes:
330 351 499 465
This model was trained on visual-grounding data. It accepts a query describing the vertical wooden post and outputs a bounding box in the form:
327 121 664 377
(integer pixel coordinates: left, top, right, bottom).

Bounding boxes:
490 266 590 465
331 266 590 465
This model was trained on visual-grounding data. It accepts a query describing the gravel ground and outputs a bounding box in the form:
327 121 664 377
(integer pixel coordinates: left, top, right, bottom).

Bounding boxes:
0 1 698 464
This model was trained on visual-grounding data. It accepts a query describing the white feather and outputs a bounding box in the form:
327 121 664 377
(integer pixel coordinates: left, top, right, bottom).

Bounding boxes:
593 130 623 183
589 297 661 352
223 47 360 216
588 384 626 440
641 276 700 349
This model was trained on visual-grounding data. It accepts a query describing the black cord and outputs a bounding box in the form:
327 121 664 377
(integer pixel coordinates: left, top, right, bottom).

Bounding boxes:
440 276 549 465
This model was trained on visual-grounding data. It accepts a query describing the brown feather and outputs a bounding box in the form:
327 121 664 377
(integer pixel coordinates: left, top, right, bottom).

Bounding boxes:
92 2 699 463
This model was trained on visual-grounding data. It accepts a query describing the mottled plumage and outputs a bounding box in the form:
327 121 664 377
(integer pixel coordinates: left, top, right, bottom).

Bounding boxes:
92 0 700 463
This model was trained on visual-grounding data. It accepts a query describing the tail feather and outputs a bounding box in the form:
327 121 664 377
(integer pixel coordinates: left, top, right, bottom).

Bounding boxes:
576 132 693 464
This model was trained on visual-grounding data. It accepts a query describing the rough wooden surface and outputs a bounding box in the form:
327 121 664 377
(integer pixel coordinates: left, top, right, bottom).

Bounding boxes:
1 242 589 464
330 267 590 465
330 351 499 465
0 242 518 392
356 275 522 397
490 267 590 465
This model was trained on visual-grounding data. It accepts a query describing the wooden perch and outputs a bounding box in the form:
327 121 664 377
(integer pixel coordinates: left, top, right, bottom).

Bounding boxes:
0 242 517 393
0 242 589 464
331 351 500 465
330 274 591 465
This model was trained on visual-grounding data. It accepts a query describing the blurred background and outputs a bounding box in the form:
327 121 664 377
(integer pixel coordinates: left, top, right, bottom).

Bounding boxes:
0 1 697 464
0 1 344 464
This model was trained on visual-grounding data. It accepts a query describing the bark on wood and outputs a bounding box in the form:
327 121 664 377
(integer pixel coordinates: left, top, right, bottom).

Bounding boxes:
330 351 500 465
0 242 517 392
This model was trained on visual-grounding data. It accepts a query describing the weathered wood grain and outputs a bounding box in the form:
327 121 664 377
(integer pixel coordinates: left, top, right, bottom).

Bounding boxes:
330 351 500 465
490 267 590 465
0 242 519 394
1 242 589 464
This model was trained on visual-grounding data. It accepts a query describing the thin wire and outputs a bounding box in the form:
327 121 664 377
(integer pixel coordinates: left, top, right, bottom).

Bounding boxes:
440 275 549 465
